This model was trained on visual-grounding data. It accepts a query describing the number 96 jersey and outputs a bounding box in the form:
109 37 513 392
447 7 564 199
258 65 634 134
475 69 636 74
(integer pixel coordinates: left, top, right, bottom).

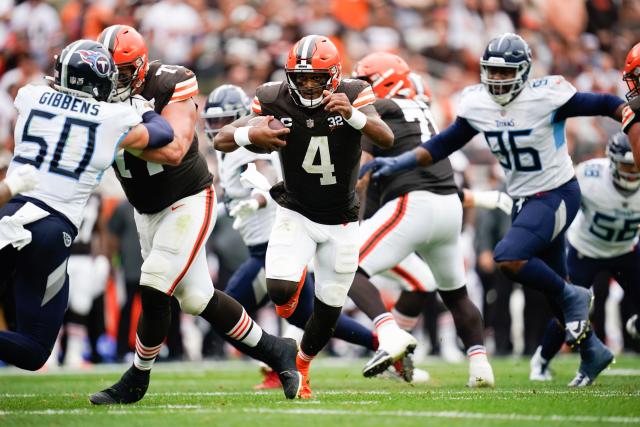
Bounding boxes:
10 84 141 228
567 158 640 258
458 75 577 197
252 79 374 225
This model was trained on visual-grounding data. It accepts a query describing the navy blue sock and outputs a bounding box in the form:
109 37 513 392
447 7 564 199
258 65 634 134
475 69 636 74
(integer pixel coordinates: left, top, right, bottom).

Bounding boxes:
0 331 50 371
513 257 566 297
333 314 376 350
540 319 565 361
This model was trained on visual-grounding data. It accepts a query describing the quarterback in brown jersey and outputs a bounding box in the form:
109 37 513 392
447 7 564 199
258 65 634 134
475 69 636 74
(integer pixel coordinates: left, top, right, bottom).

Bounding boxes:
90 25 302 405
215 35 393 398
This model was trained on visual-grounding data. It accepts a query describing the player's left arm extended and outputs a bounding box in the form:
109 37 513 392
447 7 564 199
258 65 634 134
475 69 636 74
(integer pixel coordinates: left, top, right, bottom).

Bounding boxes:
552 92 625 123
359 117 478 179
133 99 198 166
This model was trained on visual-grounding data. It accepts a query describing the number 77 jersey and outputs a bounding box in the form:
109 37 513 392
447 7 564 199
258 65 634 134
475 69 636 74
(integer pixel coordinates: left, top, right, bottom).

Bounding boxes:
252 79 374 225
457 75 577 197
9 84 141 228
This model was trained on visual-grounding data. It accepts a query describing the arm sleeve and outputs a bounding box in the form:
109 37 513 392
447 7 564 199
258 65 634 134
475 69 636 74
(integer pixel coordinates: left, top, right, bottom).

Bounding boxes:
142 110 174 148
421 117 478 163
552 92 625 123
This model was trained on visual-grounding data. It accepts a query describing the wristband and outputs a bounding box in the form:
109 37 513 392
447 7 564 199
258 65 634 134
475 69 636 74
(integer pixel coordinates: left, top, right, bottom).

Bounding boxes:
346 107 367 130
234 126 253 147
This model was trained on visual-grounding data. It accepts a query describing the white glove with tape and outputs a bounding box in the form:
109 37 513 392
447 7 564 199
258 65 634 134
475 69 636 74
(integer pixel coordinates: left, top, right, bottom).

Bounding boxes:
239 162 272 191
129 95 154 116
472 190 513 215
5 164 39 195
229 198 260 230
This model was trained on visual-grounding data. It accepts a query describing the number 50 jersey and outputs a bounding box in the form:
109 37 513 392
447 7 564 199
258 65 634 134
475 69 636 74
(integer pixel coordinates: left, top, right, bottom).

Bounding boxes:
10 84 141 228
458 75 577 197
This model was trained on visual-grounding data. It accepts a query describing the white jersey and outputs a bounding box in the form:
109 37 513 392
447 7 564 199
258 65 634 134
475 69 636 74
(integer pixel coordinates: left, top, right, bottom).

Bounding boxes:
567 158 640 258
457 76 576 197
9 84 141 228
216 148 279 246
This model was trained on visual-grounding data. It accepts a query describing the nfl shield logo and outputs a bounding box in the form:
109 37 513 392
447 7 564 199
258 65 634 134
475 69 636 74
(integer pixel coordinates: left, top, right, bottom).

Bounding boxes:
62 232 72 248
306 118 314 128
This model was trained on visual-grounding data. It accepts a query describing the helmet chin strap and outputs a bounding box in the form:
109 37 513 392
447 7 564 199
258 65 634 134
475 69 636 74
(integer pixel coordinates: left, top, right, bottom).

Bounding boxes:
298 93 324 108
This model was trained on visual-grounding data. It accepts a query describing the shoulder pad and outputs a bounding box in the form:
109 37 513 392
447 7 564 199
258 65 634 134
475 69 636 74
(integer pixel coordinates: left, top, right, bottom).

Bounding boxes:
255 81 286 105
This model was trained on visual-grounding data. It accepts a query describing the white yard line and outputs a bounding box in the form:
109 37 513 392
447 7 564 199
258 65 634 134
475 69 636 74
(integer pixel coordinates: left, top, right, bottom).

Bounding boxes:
0 405 638 424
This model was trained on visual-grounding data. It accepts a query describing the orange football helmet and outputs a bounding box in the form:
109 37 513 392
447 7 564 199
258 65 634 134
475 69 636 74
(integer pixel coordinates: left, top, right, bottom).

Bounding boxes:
285 35 342 108
98 25 148 101
623 42 640 101
352 52 414 99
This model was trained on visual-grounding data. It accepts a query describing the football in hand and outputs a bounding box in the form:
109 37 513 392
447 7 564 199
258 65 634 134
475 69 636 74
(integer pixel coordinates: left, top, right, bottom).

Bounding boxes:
244 117 286 153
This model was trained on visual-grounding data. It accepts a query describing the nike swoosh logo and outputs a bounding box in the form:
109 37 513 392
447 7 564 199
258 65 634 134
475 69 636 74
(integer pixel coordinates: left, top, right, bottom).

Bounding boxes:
171 204 186 211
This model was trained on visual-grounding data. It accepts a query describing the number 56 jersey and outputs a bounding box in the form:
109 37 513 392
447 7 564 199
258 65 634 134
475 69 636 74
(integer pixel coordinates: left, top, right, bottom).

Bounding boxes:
9 84 141 228
567 158 640 258
458 76 577 197
252 79 374 225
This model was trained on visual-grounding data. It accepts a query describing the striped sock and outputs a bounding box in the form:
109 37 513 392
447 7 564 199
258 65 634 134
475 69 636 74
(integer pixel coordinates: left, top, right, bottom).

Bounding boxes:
296 349 314 376
226 309 263 347
373 312 400 334
467 345 488 364
133 334 162 371
391 308 419 331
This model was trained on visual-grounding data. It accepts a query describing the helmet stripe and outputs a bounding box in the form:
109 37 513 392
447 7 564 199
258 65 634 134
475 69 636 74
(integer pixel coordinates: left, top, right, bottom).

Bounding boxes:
100 25 121 53
61 40 84 91
298 35 317 65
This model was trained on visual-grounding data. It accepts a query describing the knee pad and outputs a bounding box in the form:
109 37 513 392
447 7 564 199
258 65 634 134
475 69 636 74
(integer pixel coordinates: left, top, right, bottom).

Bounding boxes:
140 250 172 293
174 284 214 316
315 282 350 308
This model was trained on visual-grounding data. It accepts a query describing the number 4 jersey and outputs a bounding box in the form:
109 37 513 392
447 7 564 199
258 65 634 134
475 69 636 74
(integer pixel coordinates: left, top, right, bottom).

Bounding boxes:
458 75 576 197
567 158 640 258
252 79 374 225
10 84 141 228
113 61 212 214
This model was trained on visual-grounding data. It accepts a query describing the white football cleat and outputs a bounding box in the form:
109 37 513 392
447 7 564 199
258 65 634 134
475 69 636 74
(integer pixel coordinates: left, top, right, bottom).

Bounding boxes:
467 360 495 388
530 346 553 381
626 314 639 341
363 329 417 378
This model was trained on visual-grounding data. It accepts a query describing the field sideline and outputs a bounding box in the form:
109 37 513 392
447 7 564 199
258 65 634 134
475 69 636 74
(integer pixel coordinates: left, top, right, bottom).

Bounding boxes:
1 355 639 427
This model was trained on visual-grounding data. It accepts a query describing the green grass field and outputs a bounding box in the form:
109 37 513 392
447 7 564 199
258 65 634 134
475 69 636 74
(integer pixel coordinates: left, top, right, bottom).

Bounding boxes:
1 355 639 427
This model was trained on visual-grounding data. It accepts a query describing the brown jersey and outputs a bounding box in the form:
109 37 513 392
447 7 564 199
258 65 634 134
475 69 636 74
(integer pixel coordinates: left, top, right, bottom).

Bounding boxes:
362 97 457 207
253 79 375 224
113 61 213 214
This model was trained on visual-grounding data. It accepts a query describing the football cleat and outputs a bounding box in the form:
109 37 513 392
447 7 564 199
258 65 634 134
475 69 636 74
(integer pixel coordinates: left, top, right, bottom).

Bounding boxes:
529 346 553 381
295 356 312 399
392 353 415 383
468 358 495 388
363 330 417 378
568 340 614 388
254 367 282 390
268 337 302 399
626 314 640 341
89 366 149 405
562 285 593 347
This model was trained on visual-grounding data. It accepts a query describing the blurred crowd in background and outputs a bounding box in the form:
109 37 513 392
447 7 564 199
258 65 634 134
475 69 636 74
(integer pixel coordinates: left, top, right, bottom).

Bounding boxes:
1 0 639 368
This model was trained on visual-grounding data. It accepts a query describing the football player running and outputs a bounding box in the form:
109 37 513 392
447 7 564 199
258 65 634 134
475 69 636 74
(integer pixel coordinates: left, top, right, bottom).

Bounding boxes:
531 132 637 386
215 35 394 398
622 42 640 167
90 26 301 405
0 40 175 371
203 84 378 389
360 33 625 382
351 52 494 386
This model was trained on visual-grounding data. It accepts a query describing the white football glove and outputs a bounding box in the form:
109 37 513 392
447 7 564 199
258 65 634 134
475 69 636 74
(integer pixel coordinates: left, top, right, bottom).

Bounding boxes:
129 95 154 116
4 164 39 195
239 162 272 191
472 190 513 215
230 198 260 230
